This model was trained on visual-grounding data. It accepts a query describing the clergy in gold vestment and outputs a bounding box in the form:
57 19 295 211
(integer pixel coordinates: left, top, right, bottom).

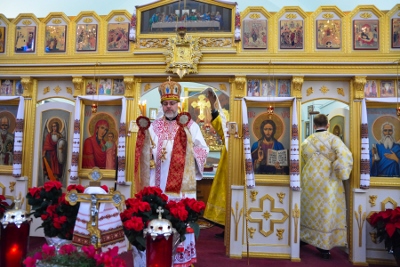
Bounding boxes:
300 114 353 260
203 90 227 227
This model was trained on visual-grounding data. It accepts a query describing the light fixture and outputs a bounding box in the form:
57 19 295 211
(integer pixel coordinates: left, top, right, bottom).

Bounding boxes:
266 60 275 119
92 62 100 114
91 103 98 113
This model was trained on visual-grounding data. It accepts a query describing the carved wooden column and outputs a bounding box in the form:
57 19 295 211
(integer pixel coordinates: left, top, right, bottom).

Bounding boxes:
350 75 367 266
291 76 304 99
72 77 84 97
20 77 35 182
123 76 137 188
352 76 367 100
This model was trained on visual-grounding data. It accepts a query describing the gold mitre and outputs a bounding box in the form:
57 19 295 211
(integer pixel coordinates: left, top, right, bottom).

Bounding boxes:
158 77 181 103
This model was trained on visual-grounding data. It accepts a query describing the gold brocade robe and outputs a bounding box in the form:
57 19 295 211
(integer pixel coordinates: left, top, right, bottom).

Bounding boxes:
203 115 228 226
300 131 353 250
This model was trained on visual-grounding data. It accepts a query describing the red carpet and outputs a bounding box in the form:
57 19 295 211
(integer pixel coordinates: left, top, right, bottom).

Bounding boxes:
28 226 393 266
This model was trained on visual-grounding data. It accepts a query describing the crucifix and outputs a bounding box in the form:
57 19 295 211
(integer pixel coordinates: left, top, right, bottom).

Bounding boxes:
191 94 211 121
65 167 125 248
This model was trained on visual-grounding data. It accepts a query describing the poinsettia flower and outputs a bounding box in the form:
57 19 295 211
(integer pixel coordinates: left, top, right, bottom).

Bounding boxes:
123 216 144 231
22 256 36 267
46 204 57 216
120 208 134 221
53 215 67 229
43 181 63 192
82 245 97 258
135 186 168 201
58 243 77 255
28 187 42 199
101 185 109 193
33 251 43 261
67 184 85 193
182 198 205 213
125 198 151 213
167 201 188 222
41 243 56 257
112 257 127 267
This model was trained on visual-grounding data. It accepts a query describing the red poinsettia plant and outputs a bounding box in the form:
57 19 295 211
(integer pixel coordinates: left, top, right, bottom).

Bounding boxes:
369 207 400 256
23 243 125 267
120 186 205 252
25 181 89 240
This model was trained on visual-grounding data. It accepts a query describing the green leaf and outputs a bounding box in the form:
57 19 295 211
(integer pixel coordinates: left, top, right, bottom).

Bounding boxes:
189 222 200 239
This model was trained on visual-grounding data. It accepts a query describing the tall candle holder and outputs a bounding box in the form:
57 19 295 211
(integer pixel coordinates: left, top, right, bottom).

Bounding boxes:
0 195 31 267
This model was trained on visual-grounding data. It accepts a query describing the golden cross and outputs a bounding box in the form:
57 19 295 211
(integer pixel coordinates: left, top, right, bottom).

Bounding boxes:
66 189 125 248
191 94 211 121
167 76 172 82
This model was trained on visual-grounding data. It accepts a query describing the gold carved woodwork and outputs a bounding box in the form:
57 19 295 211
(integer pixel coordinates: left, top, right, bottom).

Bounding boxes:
83 18 93 23
218 84 227 92
144 83 152 93
114 16 125 22
66 87 73 95
20 77 33 98
291 76 303 98
360 12 372 19
322 13 334 19
248 227 256 238
72 77 84 97
249 13 261 20
139 37 233 49
52 19 62 24
306 87 313 96
381 197 397 210
354 205 367 247
43 86 50 94
276 229 284 240
231 201 243 241
9 181 16 192
247 194 289 237
199 37 232 48
285 13 298 19
164 30 202 79
369 231 378 244
139 38 168 49
337 87 345 96
369 195 377 207
123 76 136 97
22 20 32 26
250 190 258 202
53 85 62 94
292 203 300 243
234 76 246 95
319 85 329 94
352 76 367 100
277 192 285 204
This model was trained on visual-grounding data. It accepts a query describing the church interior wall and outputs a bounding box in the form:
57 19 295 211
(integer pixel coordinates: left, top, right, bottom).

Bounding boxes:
0 1 400 264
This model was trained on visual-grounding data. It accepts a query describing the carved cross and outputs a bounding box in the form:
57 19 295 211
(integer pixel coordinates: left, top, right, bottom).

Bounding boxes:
191 94 211 121
66 189 125 248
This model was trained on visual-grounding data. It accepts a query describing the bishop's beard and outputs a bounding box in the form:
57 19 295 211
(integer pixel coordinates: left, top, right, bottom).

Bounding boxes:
381 135 395 149
0 129 8 136
165 110 178 120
